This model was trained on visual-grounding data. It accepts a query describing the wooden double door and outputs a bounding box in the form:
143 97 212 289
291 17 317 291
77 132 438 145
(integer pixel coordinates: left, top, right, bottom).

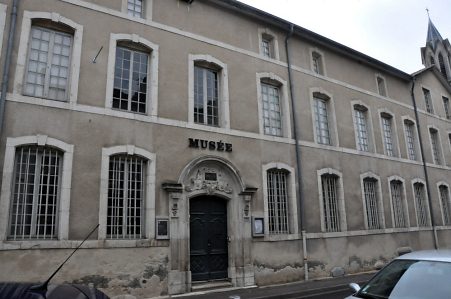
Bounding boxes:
189 196 228 281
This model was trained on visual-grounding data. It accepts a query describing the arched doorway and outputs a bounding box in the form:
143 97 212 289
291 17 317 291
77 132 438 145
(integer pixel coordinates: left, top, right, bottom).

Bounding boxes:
190 195 228 281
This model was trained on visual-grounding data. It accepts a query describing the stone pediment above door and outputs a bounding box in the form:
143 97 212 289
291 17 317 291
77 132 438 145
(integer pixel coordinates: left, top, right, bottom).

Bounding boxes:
185 167 233 195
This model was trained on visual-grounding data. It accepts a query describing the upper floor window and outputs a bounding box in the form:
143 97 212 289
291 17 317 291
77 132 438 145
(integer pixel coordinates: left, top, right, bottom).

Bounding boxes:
113 43 149 114
439 184 451 226
311 51 324 75
429 128 442 165
127 0 144 18
423 88 434 114
389 179 408 228
413 181 429 227
376 75 387 97
403 119 418 160
24 24 73 101
313 95 331 145
258 29 279 60
266 169 289 234
362 177 383 230
380 112 397 157
443 96 450 120
353 104 371 152
194 65 219 126
189 55 229 129
107 154 146 239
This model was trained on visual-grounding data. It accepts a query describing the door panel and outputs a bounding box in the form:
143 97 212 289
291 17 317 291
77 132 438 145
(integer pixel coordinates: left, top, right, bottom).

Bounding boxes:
190 196 228 281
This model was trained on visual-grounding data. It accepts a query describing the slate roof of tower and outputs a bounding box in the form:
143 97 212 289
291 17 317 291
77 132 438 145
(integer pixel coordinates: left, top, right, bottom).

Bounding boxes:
426 18 443 49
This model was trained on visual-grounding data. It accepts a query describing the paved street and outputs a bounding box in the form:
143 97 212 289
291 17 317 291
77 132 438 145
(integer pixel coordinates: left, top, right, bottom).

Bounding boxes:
172 273 374 299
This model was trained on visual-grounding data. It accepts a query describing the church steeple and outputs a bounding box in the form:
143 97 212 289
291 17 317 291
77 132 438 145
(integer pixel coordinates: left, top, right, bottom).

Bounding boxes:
421 12 451 83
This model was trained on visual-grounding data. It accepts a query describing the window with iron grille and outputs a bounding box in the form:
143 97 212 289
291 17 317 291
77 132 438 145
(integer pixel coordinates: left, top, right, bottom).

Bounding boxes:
261 37 271 58
314 96 331 145
127 0 144 17
267 169 289 234
404 120 417 160
113 45 149 114
363 178 382 229
354 106 369 151
439 185 451 226
413 182 429 227
261 82 282 136
377 76 387 97
381 114 394 156
429 128 441 165
443 96 450 120
194 66 219 126
312 52 324 75
390 180 407 228
321 174 341 232
8 146 62 240
107 155 146 239
423 88 434 114
24 26 72 101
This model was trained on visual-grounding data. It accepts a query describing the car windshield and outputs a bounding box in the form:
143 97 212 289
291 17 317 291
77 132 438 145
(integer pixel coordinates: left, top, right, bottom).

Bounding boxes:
357 259 451 299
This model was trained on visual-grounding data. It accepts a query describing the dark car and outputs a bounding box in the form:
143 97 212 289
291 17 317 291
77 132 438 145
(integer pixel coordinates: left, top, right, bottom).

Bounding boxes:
346 250 451 299
0 282 110 299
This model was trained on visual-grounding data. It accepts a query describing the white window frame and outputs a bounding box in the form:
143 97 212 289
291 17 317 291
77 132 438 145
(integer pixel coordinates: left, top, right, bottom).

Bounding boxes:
387 176 410 228
0 135 73 242
317 168 346 233
401 116 420 161
99 145 156 240
309 88 338 146
378 109 400 157
256 73 291 138
351 100 376 153
188 54 230 129
421 86 434 114
262 163 298 237
437 182 451 226
105 33 159 117
13 11 83 104
428 125 444 165
309 48 326 76
375 74 388 97
360 172 385 230
0 4 7 57
258 28 279 60
411 179 431 227
121 0 153 20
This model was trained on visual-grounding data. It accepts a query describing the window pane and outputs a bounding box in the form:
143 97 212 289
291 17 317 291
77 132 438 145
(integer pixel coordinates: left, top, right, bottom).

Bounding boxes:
314 97 330 145
382 116 394 156
322 174 340 232
354 108 369 151
262 82 282 136
363 178 381 229
267 170 289 234
390 180 406 228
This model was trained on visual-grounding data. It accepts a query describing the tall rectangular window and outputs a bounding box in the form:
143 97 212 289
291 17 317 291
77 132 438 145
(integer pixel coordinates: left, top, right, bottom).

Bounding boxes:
377 76 387 97
381 115 394 156
194 66 219 126
24 26 72 101
113 46 149 114
430 128 441 165
127 0 144 17
354 107 369 151
439 185 451 226
261 82 282 136
321 174 340 232
443 96 450 119
8 146 62 240
413 183 429 227
312 52 324 75
363 178 382 229
390 180 407 228
107 155 145 239
267 170 289 234
314 97 330 145
261 38 271 58
423 88 434 114
404 120 417 160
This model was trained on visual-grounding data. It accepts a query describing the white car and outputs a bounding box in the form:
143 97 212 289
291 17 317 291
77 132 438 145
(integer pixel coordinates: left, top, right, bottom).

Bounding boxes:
346 250 451 299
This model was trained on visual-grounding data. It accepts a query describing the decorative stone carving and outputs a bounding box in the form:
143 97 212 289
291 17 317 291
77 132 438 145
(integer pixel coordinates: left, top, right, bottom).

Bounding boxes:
185 168 233 194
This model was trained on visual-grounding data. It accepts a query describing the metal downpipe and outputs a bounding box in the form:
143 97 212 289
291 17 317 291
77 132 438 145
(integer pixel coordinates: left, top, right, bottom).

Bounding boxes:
285 23 308 280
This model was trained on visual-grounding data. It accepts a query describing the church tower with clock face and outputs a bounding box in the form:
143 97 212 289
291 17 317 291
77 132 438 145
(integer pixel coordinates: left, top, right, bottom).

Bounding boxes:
421 15 451 83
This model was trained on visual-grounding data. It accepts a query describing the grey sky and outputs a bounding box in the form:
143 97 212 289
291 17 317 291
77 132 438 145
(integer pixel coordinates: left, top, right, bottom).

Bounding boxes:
238 0 451 74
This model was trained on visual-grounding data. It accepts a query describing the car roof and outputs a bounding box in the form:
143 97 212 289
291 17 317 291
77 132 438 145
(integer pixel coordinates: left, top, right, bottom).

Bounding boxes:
396 250 451 263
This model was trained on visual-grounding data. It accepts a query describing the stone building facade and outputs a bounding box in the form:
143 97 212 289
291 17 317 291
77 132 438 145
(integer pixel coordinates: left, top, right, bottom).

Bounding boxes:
0 0 450 298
